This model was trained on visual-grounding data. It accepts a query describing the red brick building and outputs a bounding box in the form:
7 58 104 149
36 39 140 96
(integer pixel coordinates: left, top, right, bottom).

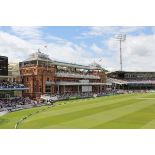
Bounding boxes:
19 51 107 98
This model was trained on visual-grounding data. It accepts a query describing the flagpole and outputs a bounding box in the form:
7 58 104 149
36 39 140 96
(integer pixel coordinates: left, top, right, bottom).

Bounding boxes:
44 45 48 71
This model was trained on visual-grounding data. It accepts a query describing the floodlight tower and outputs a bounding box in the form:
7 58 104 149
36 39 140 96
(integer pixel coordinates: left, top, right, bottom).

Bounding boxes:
115 34 126 71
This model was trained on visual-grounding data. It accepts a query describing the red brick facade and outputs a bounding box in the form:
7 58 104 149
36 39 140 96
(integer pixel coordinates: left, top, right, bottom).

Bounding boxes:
19 52 107 98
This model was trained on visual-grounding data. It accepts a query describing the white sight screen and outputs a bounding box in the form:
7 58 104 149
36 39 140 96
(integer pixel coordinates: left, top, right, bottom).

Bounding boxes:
82 86 92 92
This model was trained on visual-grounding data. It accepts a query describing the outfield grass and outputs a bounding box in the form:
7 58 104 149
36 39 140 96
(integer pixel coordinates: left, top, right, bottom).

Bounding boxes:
1 93 155 129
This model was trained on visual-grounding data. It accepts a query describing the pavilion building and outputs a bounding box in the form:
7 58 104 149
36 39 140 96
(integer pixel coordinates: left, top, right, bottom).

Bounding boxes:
19 51 107 98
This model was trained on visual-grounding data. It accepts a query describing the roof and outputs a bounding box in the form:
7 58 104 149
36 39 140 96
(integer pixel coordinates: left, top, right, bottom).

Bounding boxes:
51 60 99 70
90 61 102 68
24 51 51 62
22 51 104 70
109 71 155 74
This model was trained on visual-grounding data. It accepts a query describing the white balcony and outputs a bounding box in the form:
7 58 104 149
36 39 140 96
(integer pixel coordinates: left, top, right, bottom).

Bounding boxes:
56 81 106 86
55 72 100 79
46 81 56 86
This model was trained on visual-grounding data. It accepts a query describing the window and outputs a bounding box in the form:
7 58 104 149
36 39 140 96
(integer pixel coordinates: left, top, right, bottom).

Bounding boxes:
47 77 50 81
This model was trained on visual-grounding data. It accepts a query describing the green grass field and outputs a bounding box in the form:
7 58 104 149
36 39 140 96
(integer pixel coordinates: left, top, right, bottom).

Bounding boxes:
1 93 155 129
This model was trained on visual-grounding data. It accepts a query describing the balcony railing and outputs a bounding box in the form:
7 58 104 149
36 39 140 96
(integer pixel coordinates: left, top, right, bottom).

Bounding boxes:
45 80 105 86
56 81 105 86
55 72 100 79
46 81 56 86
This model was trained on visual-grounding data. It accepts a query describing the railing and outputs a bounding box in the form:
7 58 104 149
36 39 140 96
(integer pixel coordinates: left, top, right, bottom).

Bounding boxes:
0 87 29 90
56 72 100 79
56 81 105 85
46 81 56 85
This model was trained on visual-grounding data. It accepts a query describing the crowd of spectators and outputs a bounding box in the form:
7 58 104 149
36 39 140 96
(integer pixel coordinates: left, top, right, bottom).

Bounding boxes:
1 89 154 113
56 69 99 78
0 97 42 112
42 89 155 100
57 91 116 99
0 80 25 89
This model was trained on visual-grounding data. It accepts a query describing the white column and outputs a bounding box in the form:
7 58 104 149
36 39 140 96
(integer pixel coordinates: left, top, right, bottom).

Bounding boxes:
57 85 60 94
64 85 66 94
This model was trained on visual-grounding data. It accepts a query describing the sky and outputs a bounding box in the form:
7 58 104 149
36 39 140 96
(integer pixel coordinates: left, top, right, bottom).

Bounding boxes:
0 26 155 71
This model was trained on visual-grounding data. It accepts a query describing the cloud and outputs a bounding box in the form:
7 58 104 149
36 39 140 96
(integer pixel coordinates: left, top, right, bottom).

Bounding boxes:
105 34 155 71
0 28 93 66
90 43 103 54
11 26 42 42
0 31 34 62
83 26 145 36
83 26 118 36
46 35 67 43
1 26 155 72
46 41 92 65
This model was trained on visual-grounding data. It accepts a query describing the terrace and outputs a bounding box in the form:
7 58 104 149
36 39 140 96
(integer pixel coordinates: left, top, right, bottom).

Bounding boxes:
55 72 100 79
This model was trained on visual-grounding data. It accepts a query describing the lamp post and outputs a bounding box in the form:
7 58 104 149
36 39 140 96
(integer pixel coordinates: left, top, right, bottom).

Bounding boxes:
115 34 126 71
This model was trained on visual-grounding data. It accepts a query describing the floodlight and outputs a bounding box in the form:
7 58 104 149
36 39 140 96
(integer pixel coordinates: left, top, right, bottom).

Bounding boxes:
115 34 126 71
